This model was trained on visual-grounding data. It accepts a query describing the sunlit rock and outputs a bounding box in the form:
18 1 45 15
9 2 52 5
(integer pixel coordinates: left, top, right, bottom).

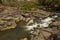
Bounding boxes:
0 7 23 31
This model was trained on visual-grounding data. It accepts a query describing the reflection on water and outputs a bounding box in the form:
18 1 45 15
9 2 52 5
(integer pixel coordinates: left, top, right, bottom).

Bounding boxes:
0 20 30 40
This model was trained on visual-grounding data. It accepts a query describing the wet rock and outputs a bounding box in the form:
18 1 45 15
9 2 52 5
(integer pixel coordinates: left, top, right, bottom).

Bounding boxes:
51 17 60 26
30 10 54 19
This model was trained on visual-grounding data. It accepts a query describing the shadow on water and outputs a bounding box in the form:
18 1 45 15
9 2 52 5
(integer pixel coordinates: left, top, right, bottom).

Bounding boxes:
0 20 31 40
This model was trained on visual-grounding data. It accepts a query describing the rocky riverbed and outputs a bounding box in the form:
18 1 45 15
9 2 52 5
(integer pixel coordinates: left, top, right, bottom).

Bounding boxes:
0 6 60 40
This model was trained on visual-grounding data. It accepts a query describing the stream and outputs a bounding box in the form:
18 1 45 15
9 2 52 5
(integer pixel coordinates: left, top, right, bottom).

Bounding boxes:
0 15 58 40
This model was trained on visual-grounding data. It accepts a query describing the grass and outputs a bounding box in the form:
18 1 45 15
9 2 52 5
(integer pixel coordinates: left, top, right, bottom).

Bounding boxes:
2 0 40 11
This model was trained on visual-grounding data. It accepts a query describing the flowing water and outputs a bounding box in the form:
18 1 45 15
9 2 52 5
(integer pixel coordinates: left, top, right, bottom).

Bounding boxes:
0 15 58 40
0 20 30 40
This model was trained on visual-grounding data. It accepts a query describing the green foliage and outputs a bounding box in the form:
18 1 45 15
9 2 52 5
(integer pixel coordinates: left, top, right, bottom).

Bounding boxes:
1 0 60 12
2 0 38 11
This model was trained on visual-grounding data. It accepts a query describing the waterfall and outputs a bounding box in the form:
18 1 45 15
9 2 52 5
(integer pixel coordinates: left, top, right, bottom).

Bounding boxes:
25 15 58 31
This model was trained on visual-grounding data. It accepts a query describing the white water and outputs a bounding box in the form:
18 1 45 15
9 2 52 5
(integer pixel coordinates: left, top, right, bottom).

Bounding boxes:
26 15 58 31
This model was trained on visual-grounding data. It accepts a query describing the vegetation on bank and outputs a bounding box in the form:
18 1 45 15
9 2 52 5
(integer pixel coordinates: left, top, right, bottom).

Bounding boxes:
38 0 60 12
0 0 60 12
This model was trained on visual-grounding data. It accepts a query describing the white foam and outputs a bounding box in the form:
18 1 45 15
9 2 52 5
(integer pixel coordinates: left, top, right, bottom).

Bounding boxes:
26 23 38 30
26 15 58 31
41 17 54 23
